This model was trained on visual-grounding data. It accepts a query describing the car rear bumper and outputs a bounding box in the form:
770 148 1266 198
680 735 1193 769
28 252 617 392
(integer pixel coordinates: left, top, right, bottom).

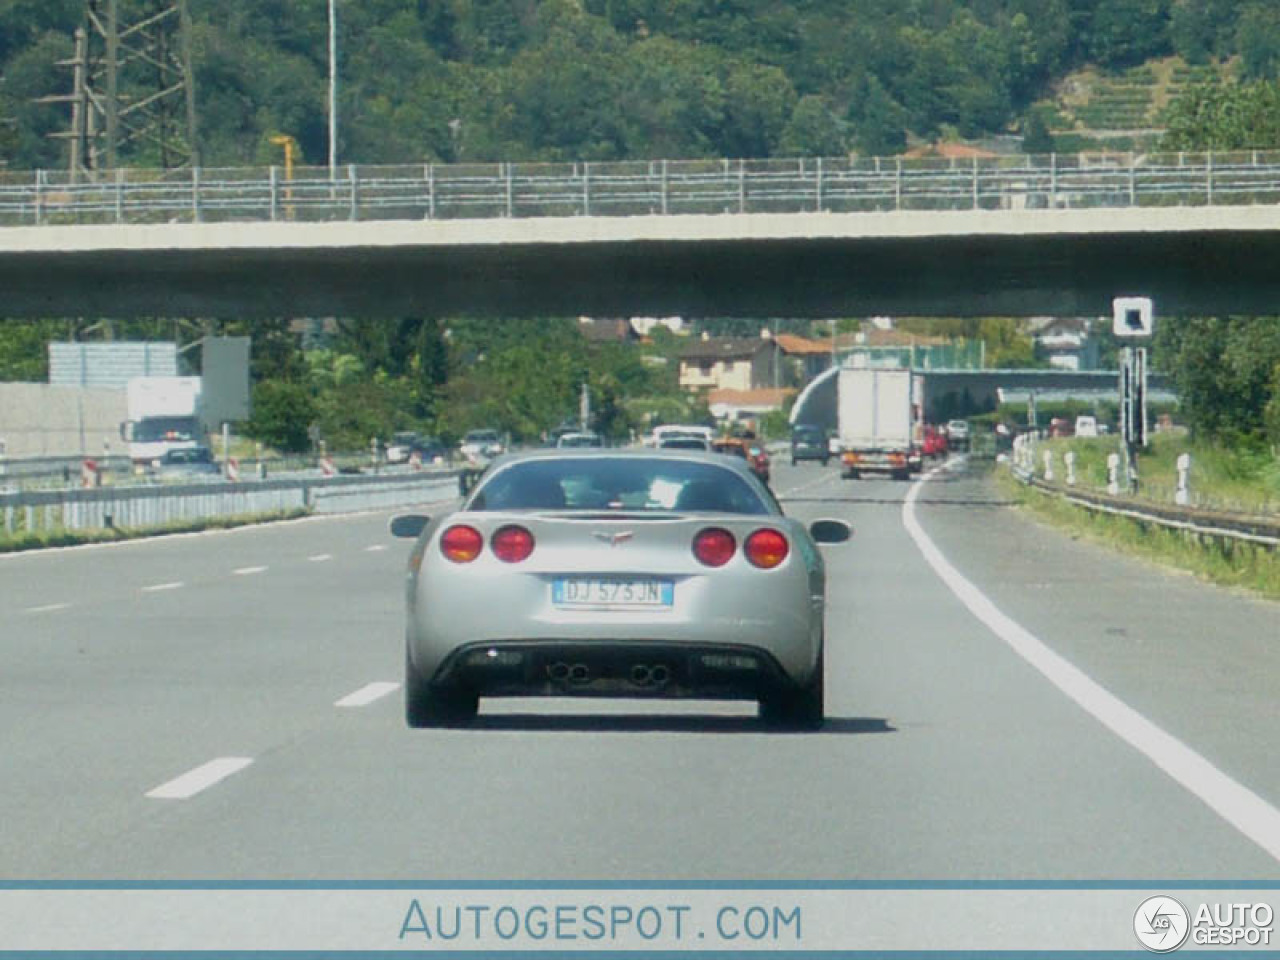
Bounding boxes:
426 639 809 701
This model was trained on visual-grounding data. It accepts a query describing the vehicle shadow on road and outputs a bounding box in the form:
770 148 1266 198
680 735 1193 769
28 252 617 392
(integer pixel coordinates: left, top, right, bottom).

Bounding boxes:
465 713 896 735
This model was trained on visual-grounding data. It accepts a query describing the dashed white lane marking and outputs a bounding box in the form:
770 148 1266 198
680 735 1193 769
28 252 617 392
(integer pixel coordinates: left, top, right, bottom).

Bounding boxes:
335 681 401 708
903 462 1280 864
24 602 72 614
140 581 185 593
232 565 268 576
308 553 332 562
145 757 253 800
364 545 388 553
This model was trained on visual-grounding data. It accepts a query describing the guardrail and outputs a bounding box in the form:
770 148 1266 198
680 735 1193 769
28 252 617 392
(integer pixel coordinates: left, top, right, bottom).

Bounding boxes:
1009 463 1280 549
0 470 459 537
3 151 1280 227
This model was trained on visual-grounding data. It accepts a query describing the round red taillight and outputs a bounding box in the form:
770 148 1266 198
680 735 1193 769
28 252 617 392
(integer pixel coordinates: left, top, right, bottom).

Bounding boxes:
692 527 736 567
439 524 483 563
491 524 535 563
744 528 789 569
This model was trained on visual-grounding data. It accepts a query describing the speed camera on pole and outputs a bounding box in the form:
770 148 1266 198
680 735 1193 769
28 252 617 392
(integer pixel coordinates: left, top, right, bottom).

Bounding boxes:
1113 297 1154 338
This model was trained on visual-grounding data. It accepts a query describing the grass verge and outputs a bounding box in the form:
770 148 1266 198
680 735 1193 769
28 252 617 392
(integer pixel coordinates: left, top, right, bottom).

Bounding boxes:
995 469 1280 601
0 508 312 554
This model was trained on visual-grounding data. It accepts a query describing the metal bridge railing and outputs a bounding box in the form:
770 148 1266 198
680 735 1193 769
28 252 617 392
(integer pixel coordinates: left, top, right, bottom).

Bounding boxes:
3 151 1280 227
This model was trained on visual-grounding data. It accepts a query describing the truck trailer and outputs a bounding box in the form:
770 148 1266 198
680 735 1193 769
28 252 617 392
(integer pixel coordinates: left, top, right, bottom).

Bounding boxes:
837 366 915 481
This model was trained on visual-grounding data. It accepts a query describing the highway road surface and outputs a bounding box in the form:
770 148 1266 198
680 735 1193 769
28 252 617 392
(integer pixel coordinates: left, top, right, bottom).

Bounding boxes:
2 456 1278 880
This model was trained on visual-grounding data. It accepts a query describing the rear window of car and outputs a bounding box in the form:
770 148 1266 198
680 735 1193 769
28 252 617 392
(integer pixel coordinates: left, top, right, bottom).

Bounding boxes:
659 437 709 450
468 458 771 514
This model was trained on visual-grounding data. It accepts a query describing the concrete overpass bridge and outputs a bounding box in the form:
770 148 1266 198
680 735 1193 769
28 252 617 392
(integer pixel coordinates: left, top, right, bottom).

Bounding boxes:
789 367 1176 430
1 153 1279 318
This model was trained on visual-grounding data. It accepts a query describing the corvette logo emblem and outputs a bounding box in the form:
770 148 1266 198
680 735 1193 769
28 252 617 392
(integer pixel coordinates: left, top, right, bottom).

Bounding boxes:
593 531 634 546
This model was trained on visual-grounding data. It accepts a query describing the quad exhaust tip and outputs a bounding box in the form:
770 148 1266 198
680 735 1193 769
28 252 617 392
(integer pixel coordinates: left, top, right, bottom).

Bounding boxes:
547 662 591 684
630 664 671 687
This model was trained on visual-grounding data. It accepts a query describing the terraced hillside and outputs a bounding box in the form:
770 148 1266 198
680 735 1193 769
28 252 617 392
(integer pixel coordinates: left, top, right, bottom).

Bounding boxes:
1034 58 1232 152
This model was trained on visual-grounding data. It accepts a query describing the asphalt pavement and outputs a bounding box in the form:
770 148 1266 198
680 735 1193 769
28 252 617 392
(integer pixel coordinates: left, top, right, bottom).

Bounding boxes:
1 457 1277 880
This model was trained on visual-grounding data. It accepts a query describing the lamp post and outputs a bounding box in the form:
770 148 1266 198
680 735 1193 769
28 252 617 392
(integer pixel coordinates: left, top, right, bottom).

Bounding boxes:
328 0 338 180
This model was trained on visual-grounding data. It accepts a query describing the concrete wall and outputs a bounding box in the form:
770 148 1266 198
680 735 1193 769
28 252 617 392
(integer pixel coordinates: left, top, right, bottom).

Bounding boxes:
0 384 127 458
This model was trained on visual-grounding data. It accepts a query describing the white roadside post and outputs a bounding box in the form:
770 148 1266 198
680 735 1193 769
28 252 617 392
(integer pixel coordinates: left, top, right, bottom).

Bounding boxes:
1065 450 1076 486
1176 452 1192 506
1042 449 1054 482
1107 453 1121 495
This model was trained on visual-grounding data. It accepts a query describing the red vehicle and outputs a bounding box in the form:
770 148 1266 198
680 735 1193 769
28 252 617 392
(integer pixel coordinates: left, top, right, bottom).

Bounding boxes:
922 424 949 459
712 437 771 486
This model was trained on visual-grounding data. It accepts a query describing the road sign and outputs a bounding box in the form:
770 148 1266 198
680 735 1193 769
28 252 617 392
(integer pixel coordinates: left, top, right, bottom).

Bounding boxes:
1112 297 1154 338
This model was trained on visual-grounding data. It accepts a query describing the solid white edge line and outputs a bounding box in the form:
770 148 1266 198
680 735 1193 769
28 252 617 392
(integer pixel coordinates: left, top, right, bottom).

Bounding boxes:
334 681 402 708
902 460 1280 864
145 757 253 800
232 565 268 576
140 581 185 593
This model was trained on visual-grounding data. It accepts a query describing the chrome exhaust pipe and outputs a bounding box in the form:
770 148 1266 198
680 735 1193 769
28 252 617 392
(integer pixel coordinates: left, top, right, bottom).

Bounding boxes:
568 663 590 684
547 662 571 682
650 664 671 686
630 665 652 686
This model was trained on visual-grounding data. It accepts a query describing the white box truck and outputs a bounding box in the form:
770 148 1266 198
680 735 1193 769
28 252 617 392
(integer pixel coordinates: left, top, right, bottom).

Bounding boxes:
837 366 915 480
121 376 204 468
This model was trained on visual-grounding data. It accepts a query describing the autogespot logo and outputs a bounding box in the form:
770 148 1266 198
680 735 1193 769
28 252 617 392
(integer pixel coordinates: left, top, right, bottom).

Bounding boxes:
1135 896 1191 953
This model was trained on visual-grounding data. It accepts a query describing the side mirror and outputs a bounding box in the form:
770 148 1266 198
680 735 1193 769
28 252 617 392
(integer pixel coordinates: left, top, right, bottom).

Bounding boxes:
809 519 852 544
390 514 430 539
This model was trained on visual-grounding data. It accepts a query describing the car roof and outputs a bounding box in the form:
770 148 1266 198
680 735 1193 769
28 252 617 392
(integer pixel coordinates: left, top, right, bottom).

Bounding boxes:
480 446 759 477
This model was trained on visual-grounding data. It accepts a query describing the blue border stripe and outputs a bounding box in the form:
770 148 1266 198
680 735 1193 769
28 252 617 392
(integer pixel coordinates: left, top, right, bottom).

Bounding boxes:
0 880 1278 890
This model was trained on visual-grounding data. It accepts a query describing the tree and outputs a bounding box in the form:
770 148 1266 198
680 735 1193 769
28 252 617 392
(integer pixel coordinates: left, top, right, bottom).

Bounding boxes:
1237 4 1280 82
1161 79 1280 150
1021 111 1056 154
245 380 315 453
851 76 907 156
1154 318 1280 444
778 95 847 157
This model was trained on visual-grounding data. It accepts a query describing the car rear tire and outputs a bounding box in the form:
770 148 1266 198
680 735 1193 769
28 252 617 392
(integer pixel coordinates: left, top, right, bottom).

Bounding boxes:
406 650 478 728
760 648 824 731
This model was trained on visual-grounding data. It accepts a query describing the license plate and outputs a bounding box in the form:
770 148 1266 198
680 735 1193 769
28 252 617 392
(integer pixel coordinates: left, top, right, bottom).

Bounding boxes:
552 578 673 608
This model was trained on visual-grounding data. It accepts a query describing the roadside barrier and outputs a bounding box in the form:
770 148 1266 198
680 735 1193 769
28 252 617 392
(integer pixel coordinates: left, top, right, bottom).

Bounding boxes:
0 470 459 537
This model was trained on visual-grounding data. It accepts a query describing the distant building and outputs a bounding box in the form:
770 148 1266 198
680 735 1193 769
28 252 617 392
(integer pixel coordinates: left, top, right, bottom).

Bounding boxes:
629 317 686 337
773 333 833 383
1028 318 1098 371
707 387 796 424
678 335 782 392
577 317 639 344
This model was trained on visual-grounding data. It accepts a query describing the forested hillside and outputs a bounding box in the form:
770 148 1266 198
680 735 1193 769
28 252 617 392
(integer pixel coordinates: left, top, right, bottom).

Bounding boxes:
3 0 1280 171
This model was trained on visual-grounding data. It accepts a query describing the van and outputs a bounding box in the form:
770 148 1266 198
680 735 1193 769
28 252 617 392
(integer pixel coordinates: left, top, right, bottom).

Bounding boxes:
1075 415 1098 438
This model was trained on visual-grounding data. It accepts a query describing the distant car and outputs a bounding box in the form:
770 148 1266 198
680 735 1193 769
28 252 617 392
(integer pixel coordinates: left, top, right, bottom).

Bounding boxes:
945 419 970 450
922 424 948 458
154 445 221 480
409 437 448 464
712 436 770 485
1049 417 1075 438
460 429 505 461
659 436 711 451
556 431 604 448
390 449 851 729
386 432 429 464
1075 415 1099 438
790 424 829 466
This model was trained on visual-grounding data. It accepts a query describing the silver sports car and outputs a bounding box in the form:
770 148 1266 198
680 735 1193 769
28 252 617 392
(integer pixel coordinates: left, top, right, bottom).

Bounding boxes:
390 449 850 729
